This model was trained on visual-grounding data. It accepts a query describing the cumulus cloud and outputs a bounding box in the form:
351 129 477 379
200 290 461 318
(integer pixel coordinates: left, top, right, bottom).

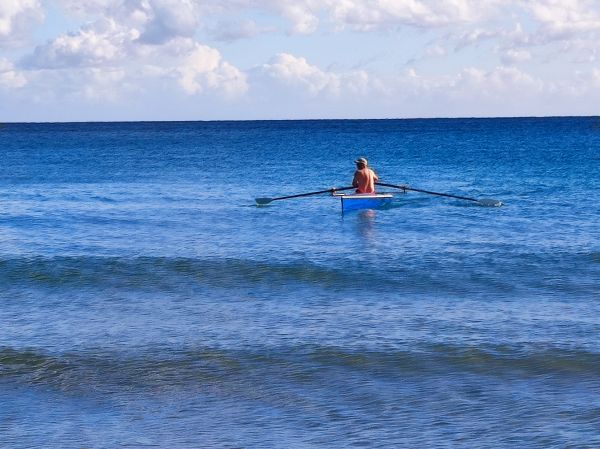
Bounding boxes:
259 53 342 96
275 2 320 34
46 0 600 59
8 0 600 119
22 13 246 101
57 0 202 44
138 0 201 44
129 38 248 97
18 0 247 100
19 1 245 101
526 0 600 39
0 0 43 46
489 2 600 56
248 55 563 118
256 52 546 104
176 43 248 96
24 19 136 69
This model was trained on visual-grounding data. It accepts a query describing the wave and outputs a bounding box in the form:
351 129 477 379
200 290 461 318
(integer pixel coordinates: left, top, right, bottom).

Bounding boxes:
0 256 369 291
1 253 598 296
2 343 600 393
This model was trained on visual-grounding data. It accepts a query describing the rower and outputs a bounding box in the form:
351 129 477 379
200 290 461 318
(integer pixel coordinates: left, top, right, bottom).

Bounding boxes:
352 157 379 193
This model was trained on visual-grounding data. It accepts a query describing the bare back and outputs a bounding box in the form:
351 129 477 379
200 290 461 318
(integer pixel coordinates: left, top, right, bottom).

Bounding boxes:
353 168 378 193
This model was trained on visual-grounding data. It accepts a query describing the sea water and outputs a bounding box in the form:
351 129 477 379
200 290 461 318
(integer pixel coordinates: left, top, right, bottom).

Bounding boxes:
0 118 599 447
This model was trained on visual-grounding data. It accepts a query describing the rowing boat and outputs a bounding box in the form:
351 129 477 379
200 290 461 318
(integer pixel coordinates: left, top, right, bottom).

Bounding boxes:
335 192 394 212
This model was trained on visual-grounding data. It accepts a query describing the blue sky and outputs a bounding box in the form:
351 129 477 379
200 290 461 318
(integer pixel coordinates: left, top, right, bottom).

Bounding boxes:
1 0 600 122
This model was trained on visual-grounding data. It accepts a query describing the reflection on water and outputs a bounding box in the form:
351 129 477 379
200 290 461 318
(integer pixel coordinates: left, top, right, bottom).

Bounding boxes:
357 209 377 240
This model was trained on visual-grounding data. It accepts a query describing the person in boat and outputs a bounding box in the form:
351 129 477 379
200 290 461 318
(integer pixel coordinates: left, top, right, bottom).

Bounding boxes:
352 157 378 193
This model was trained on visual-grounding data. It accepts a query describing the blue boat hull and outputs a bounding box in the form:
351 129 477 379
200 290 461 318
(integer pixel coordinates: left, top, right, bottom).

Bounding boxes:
340 193 394 212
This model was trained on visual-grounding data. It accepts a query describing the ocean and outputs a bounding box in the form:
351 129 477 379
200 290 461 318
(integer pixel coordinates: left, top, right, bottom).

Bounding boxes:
1 118 599 447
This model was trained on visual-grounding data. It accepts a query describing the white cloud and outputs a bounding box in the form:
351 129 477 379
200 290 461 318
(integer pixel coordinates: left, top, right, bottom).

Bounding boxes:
481 2 600 58
0 58 26 88
275 2 320 34
25 18 135 69
8 0 600 120
246 57 574 119
327 0 501 31
176 43 248 96
246 46 600 115
526 0 600 39
259 53 342 96
22 17 246 100
0 0 43 46
202 0 321 34
57 0 201 44
20 0 248 100
46 0 600 61
256 52 545 105
81 0 502 36
138 0 202 44
455 27 500 49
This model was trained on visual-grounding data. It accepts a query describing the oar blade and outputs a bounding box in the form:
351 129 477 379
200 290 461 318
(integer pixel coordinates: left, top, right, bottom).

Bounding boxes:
477 198 503 207
255 197 273 205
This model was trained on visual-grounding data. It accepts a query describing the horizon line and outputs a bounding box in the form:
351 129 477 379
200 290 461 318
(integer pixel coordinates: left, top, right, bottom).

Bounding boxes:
2 114 599 125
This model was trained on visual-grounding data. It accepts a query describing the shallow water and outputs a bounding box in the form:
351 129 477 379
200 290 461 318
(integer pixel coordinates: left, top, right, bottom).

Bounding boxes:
1 118 599 447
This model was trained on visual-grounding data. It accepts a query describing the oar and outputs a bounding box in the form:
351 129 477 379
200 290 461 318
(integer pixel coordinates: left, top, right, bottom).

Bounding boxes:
256 186 355 205
376 182 502 207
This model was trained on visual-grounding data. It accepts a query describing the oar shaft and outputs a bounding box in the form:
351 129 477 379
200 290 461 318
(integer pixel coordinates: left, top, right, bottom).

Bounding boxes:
268 186 355 202
376 182 479 203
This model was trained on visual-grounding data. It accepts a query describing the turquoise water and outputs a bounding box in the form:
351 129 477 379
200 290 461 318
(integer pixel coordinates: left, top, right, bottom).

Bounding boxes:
1 118 599 447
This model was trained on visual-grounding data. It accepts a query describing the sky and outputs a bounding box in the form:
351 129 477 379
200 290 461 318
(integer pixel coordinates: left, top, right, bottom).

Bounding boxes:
1 0 600 122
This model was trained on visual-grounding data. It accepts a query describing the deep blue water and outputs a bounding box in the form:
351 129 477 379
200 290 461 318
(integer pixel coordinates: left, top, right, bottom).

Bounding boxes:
1 118 599 447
